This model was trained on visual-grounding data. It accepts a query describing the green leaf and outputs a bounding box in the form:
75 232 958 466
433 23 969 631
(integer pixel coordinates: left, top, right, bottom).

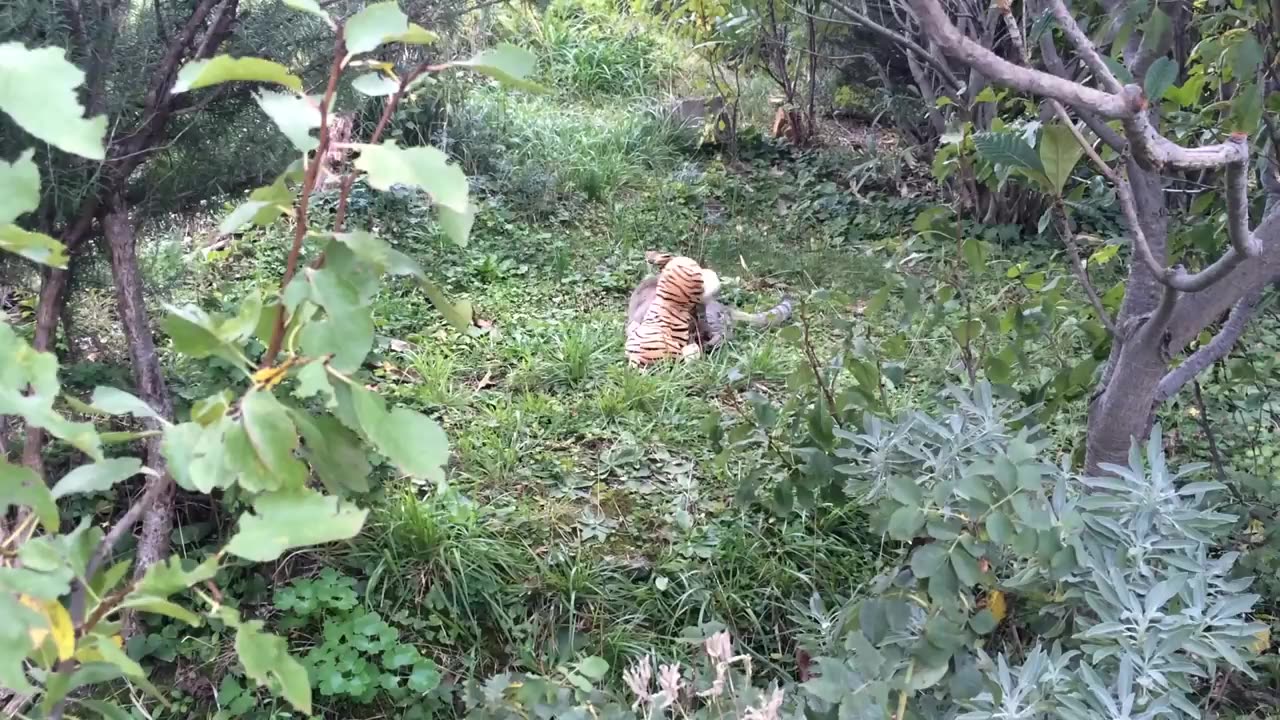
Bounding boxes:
1227 34 1263 83
986 511 1015 545
1144 57 1178 101
973 132 1044 174
956 473 993 504
416 275 474 331
239 388 301 480
235 620 312 714
51 457 143 500
887 505 926 541
1229 81 1263 134
351 386 449 481
970 609 998 634
437 202 476 247
910 544 948 579
0 225 68 268
291 410 371 495
344 2 409 56
225 489 367 562
577 656 609 680
352 72 401 97
448 44 547 93
72 699 132 720
395 24 440 46
255 90 320 152
951 548 981 586
0 43 107 159
0 149 39 226
172 56 303 93
1038 124 1084 195
220 177 294 234
116 596 202 625
407 661 441 693
292 361 336 407
353 142 469 213
282 0 331 23
0 459 58 532
89 387 161 421
134 556 219 599
887 474 923 505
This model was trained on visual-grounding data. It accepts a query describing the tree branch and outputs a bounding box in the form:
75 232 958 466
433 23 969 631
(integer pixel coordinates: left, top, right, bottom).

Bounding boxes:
1047 0 1123 93
1155 288 1265 403
824 0 964 94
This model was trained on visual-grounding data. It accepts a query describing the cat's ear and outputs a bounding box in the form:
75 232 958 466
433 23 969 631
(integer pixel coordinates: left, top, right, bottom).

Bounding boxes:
645 251 674 268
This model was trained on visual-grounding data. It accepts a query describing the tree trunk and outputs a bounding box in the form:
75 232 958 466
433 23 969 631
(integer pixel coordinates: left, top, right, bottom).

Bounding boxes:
100 196 176 632
1085 164 1169 472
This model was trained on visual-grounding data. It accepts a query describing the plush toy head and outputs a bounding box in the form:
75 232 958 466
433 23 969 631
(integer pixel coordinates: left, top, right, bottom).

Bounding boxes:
645 251 721 304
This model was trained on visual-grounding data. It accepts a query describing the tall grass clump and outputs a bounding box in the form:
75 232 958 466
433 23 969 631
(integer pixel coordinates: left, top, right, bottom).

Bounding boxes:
445 89 687 208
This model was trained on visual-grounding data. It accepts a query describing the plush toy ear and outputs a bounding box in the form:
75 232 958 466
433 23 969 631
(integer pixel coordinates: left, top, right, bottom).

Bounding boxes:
644 251 674 268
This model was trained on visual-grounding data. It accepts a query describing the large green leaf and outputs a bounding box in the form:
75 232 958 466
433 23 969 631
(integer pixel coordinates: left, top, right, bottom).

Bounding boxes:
0 225 68 268
291 410 371 495
298 265 376 373
344 2 409 56
0 149 39 226
1037 124 1084 196
220 177 294 234
0 459 58 532
973 132 1048 190
0 595 46 692
89 387 161 422
0 43 107 159
172 56 303 94
282 0 331 23
0 323 101 459
225 489 367 562
418 276 474 332
51 458 144 500
235 620 312 714
448 44 546 93
437 202 476 247
1144 57 1178 102
353 142 469 213
330 231 473 330
351 72 400 97
239 389 301 480
255 90 321 152
351 385 449 481
161 303 254 365
134 555 220 598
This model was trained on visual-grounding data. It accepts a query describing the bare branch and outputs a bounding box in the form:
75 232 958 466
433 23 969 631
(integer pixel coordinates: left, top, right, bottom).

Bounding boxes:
910 0 1133 116
824 0 964 94
1054 204 1118 336
1155 288 1264 403
1047 0 1123 93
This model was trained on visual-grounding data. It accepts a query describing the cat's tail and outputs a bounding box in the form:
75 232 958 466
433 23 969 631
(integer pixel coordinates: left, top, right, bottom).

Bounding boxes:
730 296 793 328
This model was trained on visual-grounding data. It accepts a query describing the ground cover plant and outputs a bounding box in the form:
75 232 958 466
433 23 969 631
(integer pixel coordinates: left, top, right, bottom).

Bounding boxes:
3 0 1280 718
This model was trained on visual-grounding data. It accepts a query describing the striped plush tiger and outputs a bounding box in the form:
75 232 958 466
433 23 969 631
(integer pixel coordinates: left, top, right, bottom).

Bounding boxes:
625 252 722 367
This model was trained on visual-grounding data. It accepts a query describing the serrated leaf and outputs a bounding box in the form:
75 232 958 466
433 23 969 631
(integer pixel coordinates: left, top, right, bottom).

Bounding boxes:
352 72 401 97
239 388 301 479
0 225 68 268
0 43 107 159
134 556 219 599
0 459 58 532
51 458 143 499
0 149 39 226
351 385 448 480
172 56 303 93
225 489 367 562
1144 57 1178 101
353 142 469 213
910 544 948 579
89 387 161 421
448 44 546 93
255 90 320 152
235 620 311 714
291 410 371 495
1038 124 1084 195
344 2 409 56
407 661 441 692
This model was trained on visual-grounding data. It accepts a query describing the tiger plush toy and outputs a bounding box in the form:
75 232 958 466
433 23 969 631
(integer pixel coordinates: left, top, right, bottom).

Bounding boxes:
624 252 722 367
626 252 793 363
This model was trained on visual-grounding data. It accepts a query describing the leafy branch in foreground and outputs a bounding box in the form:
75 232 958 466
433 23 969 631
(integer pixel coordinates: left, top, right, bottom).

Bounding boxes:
0 1 541 715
